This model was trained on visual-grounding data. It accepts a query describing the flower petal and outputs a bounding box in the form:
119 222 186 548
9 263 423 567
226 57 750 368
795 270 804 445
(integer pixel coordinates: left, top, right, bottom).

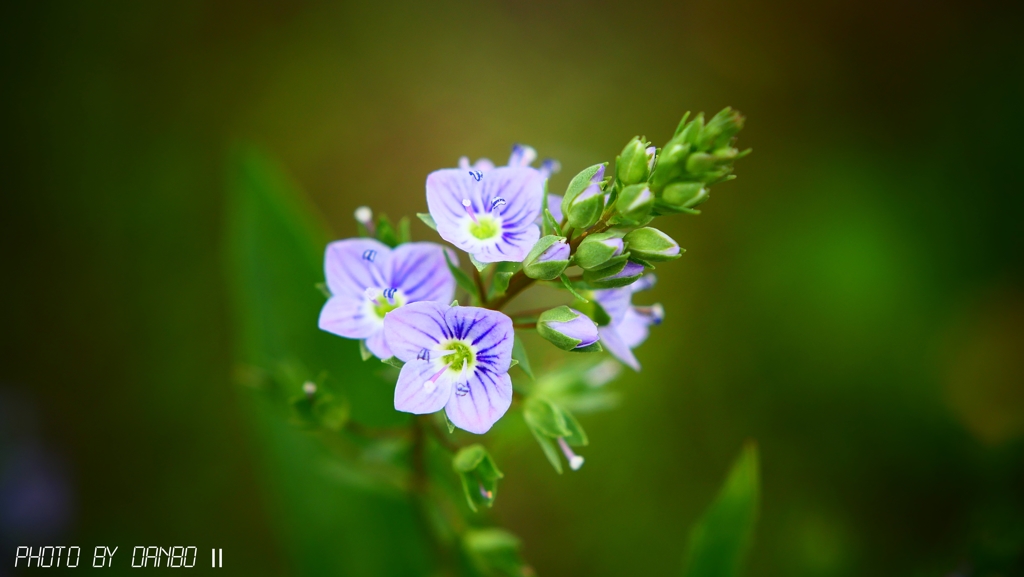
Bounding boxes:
593 286 632 325
444 306 514 373
598 326 641 371
445 370 513 434
382 301 452 362
324 238 391 299
318 296 378 339
365 328 393 359
390 242 457 303
619 308 654 349
394 360 454 415
546 193 563 223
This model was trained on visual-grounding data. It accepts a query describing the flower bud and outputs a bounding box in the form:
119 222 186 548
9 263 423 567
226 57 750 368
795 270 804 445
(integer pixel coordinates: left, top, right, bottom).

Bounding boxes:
453 444 503 512
522 235 570 280
537 306 601 351
583 260 645 288
616 137 653 185
614 184 654 225
662 182 708 209
698 107 745 150
649 138 691 192
623 227 682 262
574 232 624 271
566 182 605 230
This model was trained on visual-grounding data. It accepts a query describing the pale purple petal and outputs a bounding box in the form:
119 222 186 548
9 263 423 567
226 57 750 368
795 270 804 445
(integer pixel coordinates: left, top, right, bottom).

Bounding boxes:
383 301 452 362
318 296 378 339
537 238 569 263
593 286 632 325
598 326 641 371
507 144 537 167
324 238 391 299
620 304 663 349
445 371 513 434
546 194 563 223
608 261 645 281
630 273 658 294
365 329 393 359
539 159 561 179
394 360 454 414
390 242 457 303
443 307 514 373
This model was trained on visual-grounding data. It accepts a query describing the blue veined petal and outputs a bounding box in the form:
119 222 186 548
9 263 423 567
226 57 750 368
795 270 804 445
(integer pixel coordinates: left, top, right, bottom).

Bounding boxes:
444 369 513 434
390 242 457 303
619 305 663 349
318 296 379 340
382 301 452 362
394 359 455 415
443 306 514 374
507 143 537 167
593 285 633 325
324 238 391 299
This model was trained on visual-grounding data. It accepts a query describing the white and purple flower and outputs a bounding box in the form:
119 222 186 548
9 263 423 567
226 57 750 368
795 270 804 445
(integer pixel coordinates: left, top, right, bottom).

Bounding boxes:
318 238 456 360
383 302 515 434
593 274 664 371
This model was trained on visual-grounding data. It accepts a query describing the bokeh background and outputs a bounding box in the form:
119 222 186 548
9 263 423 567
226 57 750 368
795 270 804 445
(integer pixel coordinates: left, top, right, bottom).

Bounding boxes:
3 0 1024 575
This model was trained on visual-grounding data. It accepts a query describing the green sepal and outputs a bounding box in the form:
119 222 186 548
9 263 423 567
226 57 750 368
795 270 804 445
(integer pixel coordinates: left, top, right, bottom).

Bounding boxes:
468 253 490 273
445 251 480 304
575 231 625 271
560 407 589 446
616 136 652 185
560 163 606 216
375 213 400 247
463 528 527 577
537 305 586 351
522 235 569 280
315 282 331 299
508 358 519 370
559 273 589 302
511 336 534 380
575 298 613 326
542 207 561 237
453 444 504 512
623 227 683 262
396 216 411 244
571 341 604 354
613 183 654 225
489 271 514 299
523 396 571 438
450 299 459 307
530 426 563 474
416 212 437 230
444 411 456 434
672 111 692 138
381 356 405 369
566 188 605 230
358 340 373 361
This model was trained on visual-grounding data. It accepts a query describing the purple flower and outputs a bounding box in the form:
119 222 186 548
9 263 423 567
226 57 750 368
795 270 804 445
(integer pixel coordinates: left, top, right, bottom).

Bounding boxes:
593 274 663 371
318 238 456 360
426 165 545 263
383 302 515 434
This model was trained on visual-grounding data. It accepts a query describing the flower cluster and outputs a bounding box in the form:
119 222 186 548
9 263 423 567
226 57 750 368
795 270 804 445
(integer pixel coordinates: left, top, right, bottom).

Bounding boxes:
317 109 748 456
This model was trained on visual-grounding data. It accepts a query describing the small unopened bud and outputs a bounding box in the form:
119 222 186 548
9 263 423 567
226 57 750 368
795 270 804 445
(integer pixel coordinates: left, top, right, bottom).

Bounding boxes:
575 232 625 271
583 260 645 289
523 236 570 280
662 182 708 209
566 183 605 230
537 306 600 351
614 184 654 225
557 437 585 471
623 227 682 262
649 138 691 192
616 136 653 185
699 107 745 150
302 381 317 398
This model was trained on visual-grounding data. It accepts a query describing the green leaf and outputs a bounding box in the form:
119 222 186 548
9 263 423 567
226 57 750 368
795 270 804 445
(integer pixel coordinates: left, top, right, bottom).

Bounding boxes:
444 411 456 434
508 358 519 370
224 144 428 575
445 251 480 304
314 282 331 299
523 396 570 438
375 214 400 247
381 356 405 369
463 528 527 577
358 340 373 361
511 336 534 380
529 426 563 474
559 273 590 302
560 407 588 446
681 442 760 577
416 212 437 230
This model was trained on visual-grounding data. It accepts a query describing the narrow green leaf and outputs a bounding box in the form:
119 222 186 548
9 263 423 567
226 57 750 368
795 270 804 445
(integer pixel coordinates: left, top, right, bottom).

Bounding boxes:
444 411 456 434
529 426 563 474
489 271 514 299
542 207 561 236
446 251 480 304
416 212 437 230
509 359 519 370
376 214 400 247
315 282 332 299
559 273 589 303
681 442 760 577
397 216 411 244
359 340 373 361
511 336 534 380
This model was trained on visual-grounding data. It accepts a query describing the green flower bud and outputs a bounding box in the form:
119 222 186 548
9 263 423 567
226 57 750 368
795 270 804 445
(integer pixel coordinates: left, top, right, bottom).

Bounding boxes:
613 184 654 225
575 232 625 271
615 136 654 185
566 183 605 230
583 260 645 288
453 444 504 512
623 227 682 262
699 106 745 150
649 138 691 192
663 182 709 208
537 306 600 351
522 235 570 280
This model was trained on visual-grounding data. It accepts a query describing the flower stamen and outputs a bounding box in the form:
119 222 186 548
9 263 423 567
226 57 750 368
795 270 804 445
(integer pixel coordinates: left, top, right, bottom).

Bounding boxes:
490 197 506 211
468 170 483 181
462 198 479 223
557 437 585 471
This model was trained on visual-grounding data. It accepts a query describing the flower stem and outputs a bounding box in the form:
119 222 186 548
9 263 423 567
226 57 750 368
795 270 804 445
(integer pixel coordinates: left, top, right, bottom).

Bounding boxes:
471 265 487 304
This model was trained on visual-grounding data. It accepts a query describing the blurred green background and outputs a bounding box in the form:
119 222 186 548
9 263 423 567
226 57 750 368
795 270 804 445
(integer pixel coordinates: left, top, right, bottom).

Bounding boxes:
3 0 1023 575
